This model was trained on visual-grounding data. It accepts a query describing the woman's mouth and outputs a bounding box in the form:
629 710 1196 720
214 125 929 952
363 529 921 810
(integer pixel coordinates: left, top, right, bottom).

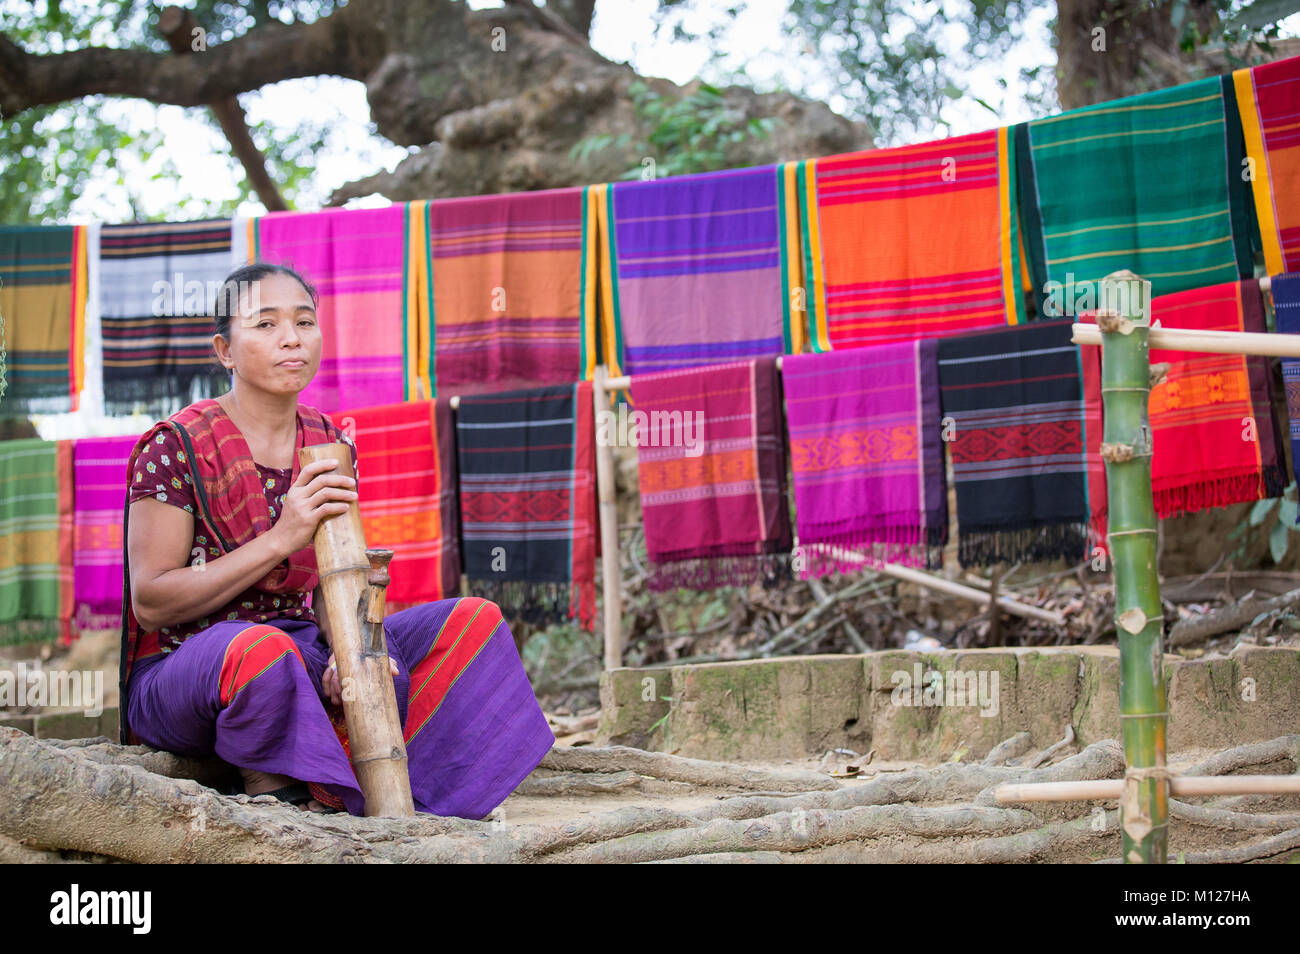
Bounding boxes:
278 360 306 369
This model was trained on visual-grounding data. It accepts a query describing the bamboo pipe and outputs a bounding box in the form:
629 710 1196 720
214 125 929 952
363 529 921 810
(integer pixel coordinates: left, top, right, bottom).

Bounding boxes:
1098 271 1168 865
1072 324 1300 357
995 775 1300 803
299 442 415 817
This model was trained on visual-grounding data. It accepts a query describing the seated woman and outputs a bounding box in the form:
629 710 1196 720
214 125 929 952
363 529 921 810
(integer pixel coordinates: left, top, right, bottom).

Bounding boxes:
119 262 554 816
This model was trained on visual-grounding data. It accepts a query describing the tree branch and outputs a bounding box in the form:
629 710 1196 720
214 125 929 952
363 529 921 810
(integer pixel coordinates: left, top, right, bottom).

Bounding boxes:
0 3 381 115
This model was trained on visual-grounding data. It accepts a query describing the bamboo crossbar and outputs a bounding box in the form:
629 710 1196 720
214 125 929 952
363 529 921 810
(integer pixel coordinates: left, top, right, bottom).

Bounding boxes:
1071 323 1300 357
995 775 1300 803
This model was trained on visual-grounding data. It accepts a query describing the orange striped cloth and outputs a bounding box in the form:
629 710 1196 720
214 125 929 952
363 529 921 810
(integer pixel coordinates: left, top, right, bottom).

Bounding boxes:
1234 53 1300 274
414 188 599 398
795 128 1024 351
338 399 461 607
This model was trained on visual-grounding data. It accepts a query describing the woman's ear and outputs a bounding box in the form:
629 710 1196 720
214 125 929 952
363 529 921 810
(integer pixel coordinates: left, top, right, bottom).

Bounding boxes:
212 333 234 370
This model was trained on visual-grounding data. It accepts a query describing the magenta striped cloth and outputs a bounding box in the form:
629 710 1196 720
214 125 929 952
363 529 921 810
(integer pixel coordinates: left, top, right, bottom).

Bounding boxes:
782 341 947 576
250 205 414 413
72 435 139 635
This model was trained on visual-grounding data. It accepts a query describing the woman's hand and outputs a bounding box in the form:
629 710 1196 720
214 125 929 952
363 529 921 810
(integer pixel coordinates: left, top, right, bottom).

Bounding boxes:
322 653 400 706
270 458 357 556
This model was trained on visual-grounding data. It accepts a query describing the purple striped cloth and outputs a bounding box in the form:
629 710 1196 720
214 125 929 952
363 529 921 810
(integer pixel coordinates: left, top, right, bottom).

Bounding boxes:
782 341 947 576
598 164 803 377
72 435 139 635
124 599 554 819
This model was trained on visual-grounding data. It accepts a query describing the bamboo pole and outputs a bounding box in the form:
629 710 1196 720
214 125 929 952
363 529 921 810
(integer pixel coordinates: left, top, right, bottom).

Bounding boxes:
1096 271 1167 864
592 366 625 669
1071 324 1300 357
995 775 1300 803
299 442 415 817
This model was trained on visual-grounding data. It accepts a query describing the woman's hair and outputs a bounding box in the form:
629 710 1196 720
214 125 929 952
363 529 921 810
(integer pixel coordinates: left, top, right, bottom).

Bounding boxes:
212 262 319 342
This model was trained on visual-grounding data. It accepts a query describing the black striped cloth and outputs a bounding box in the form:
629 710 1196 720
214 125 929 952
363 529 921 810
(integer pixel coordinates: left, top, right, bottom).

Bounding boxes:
98 220 234 415
936 321 1093 567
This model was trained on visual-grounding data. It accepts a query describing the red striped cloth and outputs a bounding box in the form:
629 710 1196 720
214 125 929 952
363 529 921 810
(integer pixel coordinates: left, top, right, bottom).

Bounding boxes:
337 399 461 607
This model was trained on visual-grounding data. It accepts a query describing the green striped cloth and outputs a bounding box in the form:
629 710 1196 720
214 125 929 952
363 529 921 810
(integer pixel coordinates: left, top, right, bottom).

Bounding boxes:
1016 76 1254 315
0 439 68 645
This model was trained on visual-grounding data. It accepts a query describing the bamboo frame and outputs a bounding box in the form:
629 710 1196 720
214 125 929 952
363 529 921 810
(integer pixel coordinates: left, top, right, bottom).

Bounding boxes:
995 775 1300 803
1072 324 1300 357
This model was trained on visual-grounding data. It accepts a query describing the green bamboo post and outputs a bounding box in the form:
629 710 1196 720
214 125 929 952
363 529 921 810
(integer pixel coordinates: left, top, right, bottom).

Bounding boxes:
1097 270 1168 863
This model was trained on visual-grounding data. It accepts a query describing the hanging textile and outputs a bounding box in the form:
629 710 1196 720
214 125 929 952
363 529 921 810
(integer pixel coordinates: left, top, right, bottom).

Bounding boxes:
98 220 234 415
416 186 599 398
593 163 804 378
1234 53 1300 274
782 340 947 575
1016 76 1253 310
937 321 1092 567
340 398 462 607
0 225 87 414
1145 279 1284 517
1275 273 1300 492
455 383 596 629
247 204 419 413
796 128 1024 351
1 439 74 645
630 358 792 589
72 434 139 637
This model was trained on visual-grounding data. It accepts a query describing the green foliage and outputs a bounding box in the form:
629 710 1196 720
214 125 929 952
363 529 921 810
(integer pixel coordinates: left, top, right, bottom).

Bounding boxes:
1233 481 1300 564
569 79 778 180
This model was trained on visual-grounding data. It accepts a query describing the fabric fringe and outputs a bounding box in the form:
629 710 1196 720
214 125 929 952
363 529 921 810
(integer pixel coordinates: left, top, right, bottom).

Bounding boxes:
468 578 594 631
958 521 1089 568
646 550 792 592
103 371 229 419
795 518 947 579
1152 470 1266 520
0 618 63 647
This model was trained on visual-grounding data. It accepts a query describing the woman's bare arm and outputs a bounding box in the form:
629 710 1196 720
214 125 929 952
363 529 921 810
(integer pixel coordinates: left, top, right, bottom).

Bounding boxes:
127 497 294 632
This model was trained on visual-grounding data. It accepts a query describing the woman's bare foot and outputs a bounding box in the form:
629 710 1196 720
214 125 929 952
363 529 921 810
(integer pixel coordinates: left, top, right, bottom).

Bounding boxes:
238 767 331 811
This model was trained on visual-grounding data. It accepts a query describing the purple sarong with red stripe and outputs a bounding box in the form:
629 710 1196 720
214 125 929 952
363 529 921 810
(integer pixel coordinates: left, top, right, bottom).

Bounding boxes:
126 596 554 819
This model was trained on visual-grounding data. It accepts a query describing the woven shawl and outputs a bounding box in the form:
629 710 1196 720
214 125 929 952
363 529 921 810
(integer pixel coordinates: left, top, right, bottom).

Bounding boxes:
0 439 73 645
593 164 804 378
782 340 946 575
0 225 87 414
98 220 234 415
798 128 1024 351
455 383 597 630
340 398 461 607
1017 76 1253 310
1080 279 1284 544
936 321 1092 567
247 205 418 412
72 435 139 637
1234 53 1300 274
1276 274 1300 492
118 399 347 733
417 187 598 398
630 358 792 589
1146 279 1284 517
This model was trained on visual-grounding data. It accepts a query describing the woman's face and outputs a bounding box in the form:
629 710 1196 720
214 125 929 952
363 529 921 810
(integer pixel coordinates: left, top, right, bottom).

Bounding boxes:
215 273 322 396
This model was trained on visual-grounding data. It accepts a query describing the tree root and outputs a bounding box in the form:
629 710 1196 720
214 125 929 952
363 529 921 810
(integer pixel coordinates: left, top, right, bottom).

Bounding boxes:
1182 736 1300 777
539 745 839 792
1177 828 1300 864
537 804 1041 864
1169 799 1300 831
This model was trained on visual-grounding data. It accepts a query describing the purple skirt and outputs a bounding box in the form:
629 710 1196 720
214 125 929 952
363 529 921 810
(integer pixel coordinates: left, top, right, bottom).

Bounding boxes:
125 597 554 819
